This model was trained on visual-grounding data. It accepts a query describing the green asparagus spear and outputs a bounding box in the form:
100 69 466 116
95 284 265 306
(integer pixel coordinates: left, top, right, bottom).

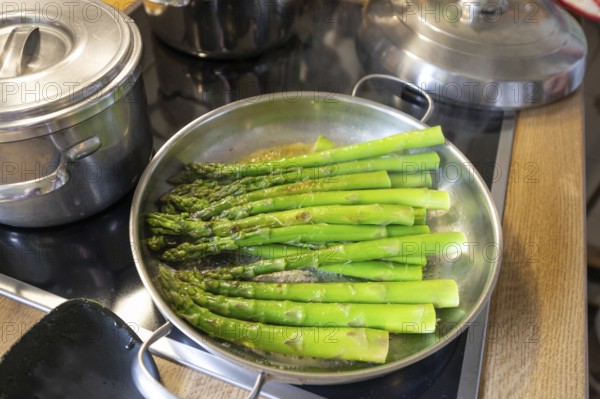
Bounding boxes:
414 208 426 225
238 224 430 258
185 126 445 179
147 204 417 240
160 225 389 260
311 135 334 152
163 288 390 363
319 261 423 281
238 239 429 267
162 179 223 199
193 232 465 278
160 225 457 261
220 188 449 220
177 270 459 308
389 172 433 188
160 269 434 333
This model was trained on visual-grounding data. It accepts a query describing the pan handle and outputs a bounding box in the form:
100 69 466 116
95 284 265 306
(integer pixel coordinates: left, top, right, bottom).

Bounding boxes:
351 74 435 124
132 321 267 399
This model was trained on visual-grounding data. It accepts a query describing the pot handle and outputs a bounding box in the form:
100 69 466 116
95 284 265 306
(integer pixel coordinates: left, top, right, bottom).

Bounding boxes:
0 136 101 202
132 321 267 399
0 26 40 78
351 74 434 124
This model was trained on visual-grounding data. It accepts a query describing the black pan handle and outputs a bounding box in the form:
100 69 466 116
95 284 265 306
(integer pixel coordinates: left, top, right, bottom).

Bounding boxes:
132 321 267 399
352 74 435 124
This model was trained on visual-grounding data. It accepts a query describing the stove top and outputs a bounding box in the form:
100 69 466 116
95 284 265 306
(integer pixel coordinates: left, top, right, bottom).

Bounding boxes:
0 2 514 398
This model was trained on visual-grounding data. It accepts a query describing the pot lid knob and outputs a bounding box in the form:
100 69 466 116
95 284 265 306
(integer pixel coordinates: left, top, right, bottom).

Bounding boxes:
0 26 40 78
459 0 509 18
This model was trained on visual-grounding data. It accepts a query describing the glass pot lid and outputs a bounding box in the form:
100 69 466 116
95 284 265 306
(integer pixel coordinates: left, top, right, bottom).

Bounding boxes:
0 0 142 140
356 0 587 109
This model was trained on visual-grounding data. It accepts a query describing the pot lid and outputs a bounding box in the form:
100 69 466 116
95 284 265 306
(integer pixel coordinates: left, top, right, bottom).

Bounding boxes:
357 0 587 109
0 0 142 140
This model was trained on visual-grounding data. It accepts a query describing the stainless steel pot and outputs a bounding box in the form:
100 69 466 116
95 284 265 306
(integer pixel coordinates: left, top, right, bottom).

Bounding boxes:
129 78 502 397
142 0 304 59
0 0 153 227
356 0 587 109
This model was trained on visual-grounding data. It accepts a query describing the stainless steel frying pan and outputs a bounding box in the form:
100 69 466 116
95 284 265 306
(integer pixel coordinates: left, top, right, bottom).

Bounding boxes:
129 76 502 398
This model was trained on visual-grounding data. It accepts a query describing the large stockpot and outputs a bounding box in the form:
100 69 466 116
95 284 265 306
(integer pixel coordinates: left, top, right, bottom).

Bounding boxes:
0 0 153 227
130 83 502 397
142 0 304 59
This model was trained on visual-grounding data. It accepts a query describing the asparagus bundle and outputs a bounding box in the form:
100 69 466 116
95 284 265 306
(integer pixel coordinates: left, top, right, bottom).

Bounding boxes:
163 286 390 363
160 267 436 333
147 204 417 239
147 127 467 363
169 170 392 216
187 232 465 280
166 152 439 203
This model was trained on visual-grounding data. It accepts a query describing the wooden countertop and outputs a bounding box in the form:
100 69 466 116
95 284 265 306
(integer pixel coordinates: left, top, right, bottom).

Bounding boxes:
479 90 587 398
0 90 587 398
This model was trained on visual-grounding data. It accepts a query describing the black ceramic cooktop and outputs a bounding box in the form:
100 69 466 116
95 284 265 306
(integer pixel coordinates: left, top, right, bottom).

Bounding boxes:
0 2 507 398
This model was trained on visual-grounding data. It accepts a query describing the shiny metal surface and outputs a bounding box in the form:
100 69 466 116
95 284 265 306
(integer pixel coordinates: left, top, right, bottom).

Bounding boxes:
0 136 101 202
352 74 435 123
142 0 303 59
356 0 587 109
0 26 40 78
132 321 269 399
0 74 152 227
130 92 503 384
149 30 303 144
0 0 142 141
0 0 152 227
133 322 181 399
